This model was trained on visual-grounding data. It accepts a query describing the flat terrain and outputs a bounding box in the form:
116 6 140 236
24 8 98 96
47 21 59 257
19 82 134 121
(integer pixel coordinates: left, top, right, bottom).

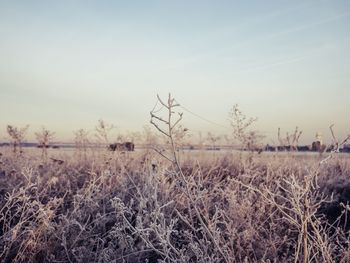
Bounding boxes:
0 147 350 262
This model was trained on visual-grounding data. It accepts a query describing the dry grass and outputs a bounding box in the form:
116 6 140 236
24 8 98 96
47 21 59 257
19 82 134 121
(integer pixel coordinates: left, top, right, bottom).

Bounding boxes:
0 146 349 263
1 95 349 262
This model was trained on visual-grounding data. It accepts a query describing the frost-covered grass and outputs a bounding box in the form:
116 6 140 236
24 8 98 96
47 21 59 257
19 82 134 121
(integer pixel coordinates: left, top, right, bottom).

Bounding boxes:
0 147 350 263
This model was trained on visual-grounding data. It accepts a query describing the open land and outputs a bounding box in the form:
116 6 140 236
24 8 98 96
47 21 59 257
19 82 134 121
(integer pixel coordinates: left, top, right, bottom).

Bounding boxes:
0 146 350 262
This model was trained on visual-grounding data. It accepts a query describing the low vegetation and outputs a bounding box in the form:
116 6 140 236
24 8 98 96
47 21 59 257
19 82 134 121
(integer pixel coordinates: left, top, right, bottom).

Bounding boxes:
1 147 350 262
0 95 349 262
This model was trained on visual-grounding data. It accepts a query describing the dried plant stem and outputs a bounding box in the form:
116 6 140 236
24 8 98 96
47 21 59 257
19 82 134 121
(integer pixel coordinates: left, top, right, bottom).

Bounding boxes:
150 93 229 263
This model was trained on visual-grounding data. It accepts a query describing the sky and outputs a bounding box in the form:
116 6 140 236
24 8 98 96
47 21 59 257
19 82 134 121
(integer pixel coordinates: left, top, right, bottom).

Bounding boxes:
0 0 349 144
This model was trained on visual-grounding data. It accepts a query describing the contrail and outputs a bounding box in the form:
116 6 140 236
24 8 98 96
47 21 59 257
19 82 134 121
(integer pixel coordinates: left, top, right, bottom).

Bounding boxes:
234 52 319 74
259 11 350 42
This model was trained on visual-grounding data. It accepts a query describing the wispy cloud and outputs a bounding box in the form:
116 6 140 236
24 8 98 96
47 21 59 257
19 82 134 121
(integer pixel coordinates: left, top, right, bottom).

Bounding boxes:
166 11 350 70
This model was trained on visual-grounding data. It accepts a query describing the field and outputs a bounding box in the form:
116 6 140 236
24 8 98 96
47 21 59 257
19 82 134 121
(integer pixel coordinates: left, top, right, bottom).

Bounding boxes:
1 145 350 263
1 99 350 263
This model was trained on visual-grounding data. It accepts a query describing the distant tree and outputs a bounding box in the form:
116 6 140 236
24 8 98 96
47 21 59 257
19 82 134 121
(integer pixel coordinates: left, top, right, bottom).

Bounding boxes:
35 127 55 160
6 125 29 153
228 104 263 151
278 126 302 151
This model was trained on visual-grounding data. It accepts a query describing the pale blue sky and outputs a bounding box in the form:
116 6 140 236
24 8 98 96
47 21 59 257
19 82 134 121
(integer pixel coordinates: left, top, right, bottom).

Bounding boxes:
0 0 349 143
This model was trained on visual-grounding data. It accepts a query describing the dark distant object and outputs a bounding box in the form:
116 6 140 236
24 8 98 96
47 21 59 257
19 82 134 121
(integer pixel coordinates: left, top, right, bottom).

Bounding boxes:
20 142 37 147
261 143 349 153
264 144 276 151
52 145 60 149
109 142 135 152
284 145 297 151
206 147 220 151
265 144 310 152
297 145 310 152
311 141 326 152
326 145 335 152
340 145 350 153
276 146 287 151
50 158 64 165
37 144 50 148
